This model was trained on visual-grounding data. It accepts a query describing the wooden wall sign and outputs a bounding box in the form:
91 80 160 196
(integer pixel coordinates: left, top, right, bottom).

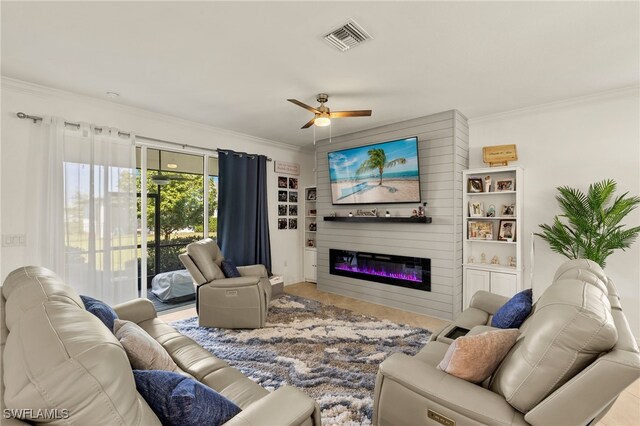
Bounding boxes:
483 144 518 167
274 161 300 175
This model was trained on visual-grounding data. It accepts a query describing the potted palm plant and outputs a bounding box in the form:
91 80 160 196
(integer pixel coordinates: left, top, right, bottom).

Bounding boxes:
536 179 640 267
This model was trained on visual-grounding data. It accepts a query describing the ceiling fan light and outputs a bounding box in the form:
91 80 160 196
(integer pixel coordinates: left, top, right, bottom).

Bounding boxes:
315 116 331 127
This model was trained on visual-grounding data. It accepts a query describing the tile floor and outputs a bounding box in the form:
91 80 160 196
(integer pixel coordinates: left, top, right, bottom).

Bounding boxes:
160 282 640 426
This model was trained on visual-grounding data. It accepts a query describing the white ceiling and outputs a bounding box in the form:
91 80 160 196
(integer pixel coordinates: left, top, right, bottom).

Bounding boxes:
2 1 638 147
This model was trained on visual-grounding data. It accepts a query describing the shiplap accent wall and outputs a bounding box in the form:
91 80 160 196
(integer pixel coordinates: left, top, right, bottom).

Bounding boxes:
315 110 469 320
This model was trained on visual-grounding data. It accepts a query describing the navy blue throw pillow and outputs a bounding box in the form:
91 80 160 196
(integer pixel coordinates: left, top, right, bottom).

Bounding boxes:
81 295 118 332
133 370 240 426
221 260 241 278
491 289 533 329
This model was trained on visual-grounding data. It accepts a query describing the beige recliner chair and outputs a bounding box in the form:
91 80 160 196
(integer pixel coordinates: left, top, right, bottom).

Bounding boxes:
373 259 640 425
179 238 272 329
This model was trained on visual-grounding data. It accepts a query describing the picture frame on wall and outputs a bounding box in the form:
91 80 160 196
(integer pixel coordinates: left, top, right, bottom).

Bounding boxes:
288 219 297 230
289 191 298 203
468 178 484 193
289 205 298 216
498 220 516 241
278 190 288 202
468 220 493 240
278 218 287 229
289 177 298 189
278 205 287 216
496 178 515 192
278 176 288 188
469 201 484 217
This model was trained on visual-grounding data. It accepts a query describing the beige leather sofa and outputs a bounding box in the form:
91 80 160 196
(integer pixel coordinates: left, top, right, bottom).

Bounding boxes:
179 238 272 329
373 259 640 426
1 266 320 425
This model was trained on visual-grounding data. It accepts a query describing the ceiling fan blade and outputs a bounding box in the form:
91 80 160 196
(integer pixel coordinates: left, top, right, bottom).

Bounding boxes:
288 99 321 114
330 110 372 118
301 117 316 129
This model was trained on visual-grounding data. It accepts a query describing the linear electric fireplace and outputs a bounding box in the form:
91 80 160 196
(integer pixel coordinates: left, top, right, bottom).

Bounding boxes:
329 249 430 291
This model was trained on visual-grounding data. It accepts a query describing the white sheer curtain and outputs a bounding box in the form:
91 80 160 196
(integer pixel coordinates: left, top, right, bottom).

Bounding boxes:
28 117 138 304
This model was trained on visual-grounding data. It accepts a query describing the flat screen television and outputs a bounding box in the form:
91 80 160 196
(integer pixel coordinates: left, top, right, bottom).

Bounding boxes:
328 136 421 205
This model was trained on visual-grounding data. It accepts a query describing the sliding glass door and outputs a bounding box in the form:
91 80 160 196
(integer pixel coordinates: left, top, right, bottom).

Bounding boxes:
136 147 218 311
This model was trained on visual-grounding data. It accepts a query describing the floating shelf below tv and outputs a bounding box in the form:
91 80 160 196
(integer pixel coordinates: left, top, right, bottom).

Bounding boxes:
323 216 432 224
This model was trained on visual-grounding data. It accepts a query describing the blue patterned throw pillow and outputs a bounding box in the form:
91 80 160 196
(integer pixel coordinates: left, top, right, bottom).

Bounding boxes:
491 289 533 329
133 370 241 426
221 260 241 278
81 295 118 332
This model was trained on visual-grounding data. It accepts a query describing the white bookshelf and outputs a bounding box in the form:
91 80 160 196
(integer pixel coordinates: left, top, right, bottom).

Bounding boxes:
303 186 317 283
462 166 523 308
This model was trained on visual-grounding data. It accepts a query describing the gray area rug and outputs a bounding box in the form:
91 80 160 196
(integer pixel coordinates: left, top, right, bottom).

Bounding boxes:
171 294 431 425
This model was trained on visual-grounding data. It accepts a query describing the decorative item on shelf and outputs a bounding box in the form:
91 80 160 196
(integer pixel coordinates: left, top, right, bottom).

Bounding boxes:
507 256 517 268
484 175 492 192
496 178 515 192
306 188 316 200
482 144 517 167
491 256 500 265
417 206 425 217
481 253 487 264
309 209 317 216
501 204 515 216
468 256 475 264
535 179 640 267
487 204 496 217
355 208 377 217
307 239 315 247
468 220 493 240
468 178 484 193
309 222 317 231
348 212 353 217
385 211 390 217
411 209 418 217
498 220 516 241
329 211 336 217
469 201 484 217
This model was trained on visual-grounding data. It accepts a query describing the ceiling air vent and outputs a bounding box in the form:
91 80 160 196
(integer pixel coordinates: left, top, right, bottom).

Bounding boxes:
323 19 372 52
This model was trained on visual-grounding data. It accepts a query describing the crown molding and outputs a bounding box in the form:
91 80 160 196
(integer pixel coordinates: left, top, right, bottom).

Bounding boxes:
468 85 640 125
1 76 306 152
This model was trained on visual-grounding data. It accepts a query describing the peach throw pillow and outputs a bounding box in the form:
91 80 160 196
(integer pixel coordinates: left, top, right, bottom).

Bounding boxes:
437 328 519 383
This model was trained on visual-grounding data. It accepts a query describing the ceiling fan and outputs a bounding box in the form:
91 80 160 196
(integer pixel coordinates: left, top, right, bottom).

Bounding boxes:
151 151 188 186
287 93 372 129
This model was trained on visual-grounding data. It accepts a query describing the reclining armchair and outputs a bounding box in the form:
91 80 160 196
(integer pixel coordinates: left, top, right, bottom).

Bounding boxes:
373 259 640 425
179 239 272 329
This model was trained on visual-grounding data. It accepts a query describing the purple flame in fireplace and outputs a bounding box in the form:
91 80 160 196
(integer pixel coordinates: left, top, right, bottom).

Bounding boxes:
334 263 421 282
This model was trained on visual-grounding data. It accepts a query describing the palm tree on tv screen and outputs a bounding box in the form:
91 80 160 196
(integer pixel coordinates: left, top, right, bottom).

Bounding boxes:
356 148 407 185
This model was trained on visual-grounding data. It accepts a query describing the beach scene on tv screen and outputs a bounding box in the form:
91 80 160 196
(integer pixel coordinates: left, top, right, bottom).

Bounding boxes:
328 137 420 204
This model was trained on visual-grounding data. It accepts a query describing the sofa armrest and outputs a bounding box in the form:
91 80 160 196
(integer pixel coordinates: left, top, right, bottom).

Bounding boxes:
223 386 321 426
210 276 261 288
237 264 268 278
113 298 157 324
469 290 509 315
375 353 524 425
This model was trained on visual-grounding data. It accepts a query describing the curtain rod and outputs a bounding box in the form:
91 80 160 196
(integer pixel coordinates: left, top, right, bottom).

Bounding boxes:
15 112 273 161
